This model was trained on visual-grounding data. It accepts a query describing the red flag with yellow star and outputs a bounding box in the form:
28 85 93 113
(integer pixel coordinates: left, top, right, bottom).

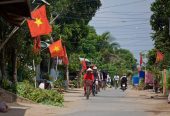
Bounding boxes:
156 50 164 63
62 46 69 65
48 39 64 58
27 5 52 37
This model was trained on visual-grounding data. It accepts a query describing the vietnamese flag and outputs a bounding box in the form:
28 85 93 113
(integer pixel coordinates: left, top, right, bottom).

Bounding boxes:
27 5 52 37
48 39 64 58
62 46 69 65
33 36 41 54
156 50 164 63
81 58 87 71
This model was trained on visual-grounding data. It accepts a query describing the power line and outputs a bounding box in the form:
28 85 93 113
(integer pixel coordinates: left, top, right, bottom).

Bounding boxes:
90 20 147 23
117 38 152 40
121 44 153 47
96 11 151 14
90 19 150 22
100 0 146 9
73 0 146 10
95 25 151 29
68 10 151 15
65 0 150 16
132 49 152 52
94 22 148 28
90 20 149 25
61 16 150 20
93 17 149 20
74 0 100 4
113 32 151 36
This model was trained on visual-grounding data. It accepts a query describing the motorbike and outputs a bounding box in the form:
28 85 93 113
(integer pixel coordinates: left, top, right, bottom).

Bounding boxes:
121 83 127 91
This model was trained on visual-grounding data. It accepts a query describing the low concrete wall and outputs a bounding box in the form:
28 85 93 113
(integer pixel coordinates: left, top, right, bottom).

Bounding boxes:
0 88 35 104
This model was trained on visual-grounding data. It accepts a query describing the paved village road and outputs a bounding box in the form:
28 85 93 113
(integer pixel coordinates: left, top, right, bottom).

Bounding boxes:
56 87 170 116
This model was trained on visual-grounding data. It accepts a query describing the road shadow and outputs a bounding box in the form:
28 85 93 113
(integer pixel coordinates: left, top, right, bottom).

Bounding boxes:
145 110 170 115
64 91 82 94
64 95 83 98
148 96 167 100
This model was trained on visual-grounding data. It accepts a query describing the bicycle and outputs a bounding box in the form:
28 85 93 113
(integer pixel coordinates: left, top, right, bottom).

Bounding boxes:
85 80 93 100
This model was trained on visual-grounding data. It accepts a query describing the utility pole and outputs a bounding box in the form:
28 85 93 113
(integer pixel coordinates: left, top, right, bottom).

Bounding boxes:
66 65 69 89
163 69 167 96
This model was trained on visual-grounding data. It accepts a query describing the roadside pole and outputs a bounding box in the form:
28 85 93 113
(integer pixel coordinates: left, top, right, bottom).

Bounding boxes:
163 69 167 96
33 59 36 88
66 65 69 89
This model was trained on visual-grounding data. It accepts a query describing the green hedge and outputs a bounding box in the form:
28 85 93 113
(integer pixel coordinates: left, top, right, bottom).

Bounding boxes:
16 81 64 106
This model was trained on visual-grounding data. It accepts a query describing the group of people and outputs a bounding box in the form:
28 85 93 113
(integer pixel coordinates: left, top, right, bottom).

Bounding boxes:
83 67 108 95
83 66 128 95
113 74 128 89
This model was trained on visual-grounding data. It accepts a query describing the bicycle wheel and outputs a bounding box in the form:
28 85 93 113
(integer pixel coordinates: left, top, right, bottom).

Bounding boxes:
92 84 96 96
86 86 90 100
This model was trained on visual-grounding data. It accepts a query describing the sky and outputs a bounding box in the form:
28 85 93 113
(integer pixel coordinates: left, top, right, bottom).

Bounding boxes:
89 0 155 62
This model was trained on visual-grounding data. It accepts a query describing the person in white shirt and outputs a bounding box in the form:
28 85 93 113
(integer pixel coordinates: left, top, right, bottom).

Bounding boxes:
114 74 120 88
107 74 111 83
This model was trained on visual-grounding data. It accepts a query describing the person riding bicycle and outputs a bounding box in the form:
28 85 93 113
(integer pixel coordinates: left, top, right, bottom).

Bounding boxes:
120 75 127 88
93 66 100 92
93 66 99 81
83 68 94 95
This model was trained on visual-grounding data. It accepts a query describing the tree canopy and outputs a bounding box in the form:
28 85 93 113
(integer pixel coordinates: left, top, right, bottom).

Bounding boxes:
150 0 170 68
0 0 136 84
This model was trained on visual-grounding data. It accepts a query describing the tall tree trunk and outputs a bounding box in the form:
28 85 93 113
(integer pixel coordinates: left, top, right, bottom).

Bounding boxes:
11 49 17 83
0 48 7 80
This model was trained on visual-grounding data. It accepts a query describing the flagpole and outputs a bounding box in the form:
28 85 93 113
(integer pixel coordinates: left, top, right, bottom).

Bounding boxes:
33 59 36 88
50 15 59 24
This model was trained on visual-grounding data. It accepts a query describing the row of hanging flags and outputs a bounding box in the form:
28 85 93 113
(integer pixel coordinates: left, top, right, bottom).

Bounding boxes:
140 50 164 66
26 5 69 65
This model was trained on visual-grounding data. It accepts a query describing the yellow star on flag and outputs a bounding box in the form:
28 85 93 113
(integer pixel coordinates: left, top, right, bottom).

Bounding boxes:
54 46 60 52
34 18 43 27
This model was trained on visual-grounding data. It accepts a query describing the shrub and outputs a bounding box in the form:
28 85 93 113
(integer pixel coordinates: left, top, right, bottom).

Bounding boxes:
138 78 145 90
16 81 64 106
167 76 170 90
72 80 78 88
53 78 65 88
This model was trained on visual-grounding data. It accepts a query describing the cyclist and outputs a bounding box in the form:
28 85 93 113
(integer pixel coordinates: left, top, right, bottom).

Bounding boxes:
83 68 94 95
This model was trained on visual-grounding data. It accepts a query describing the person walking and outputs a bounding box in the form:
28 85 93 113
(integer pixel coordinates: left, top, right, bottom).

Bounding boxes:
114 74 120 89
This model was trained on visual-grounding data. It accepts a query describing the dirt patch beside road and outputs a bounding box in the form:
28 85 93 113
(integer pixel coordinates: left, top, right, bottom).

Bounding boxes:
126 88 170 116
0 88 84 116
